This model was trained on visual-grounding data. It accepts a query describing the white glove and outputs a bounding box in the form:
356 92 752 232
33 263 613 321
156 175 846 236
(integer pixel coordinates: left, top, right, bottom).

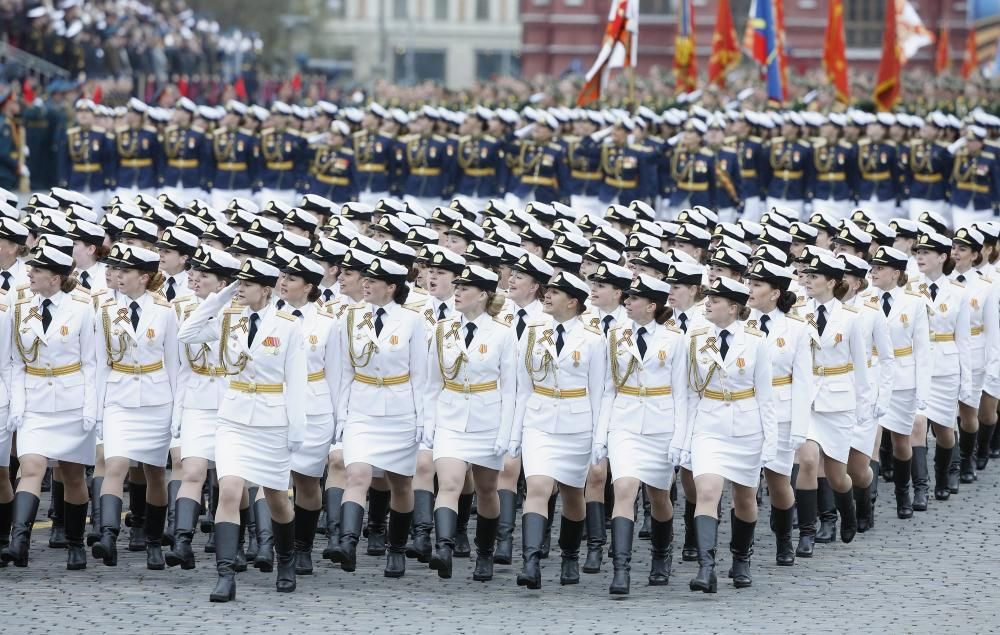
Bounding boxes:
288 439 303 453
170 411 182 438
415 426 424 445
667 445 690 467
421 427 434 449
506 441 521 459
83 417 97 433
790 435 807 452
590 444 608 465
96 419 103 439
6 415 22 432
916 400 927 412
19 164 29 178
959 390 977 407
335 420 345 443
872 405 886 420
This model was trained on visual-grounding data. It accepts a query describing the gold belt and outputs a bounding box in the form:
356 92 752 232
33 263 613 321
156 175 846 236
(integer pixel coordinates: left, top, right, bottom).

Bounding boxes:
702 387 756 401
410 167 442 176
521 175 556 187
444 379 498 394
168 159 198 168
862 171 890 181
25 361 82 377
619 385 672 397
771 375 793 387
776 170 803 179
893 346 913 357
266 161 293 170
956 182 989 193
72 163 101 172
463 167 496 177
308 370 326 382
230 380 283 394
533 386 587 399
605 177 638 189
740 169 757 178
931 332 955 342
354 372 410 387
571 170 603 180
817 173 846 181
317 174 349 185
358 163 387 173
970 326 984 337
677 181 708 191
192 366 227 377
914 173 942 183
111 360 164 374
216 162 247 171
120 158 152 168
812 363 853 376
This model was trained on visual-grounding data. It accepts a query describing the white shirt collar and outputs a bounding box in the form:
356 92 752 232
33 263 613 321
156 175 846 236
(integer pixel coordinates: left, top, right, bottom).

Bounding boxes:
37 290 66 309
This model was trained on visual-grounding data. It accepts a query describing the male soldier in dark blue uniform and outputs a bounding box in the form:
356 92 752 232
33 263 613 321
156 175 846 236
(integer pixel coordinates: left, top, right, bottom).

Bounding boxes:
706 116 742 223
949 125 999 228
856 113 900 223
0 87 21 191
764 112 812 220
505 112 569 208
159 97 210 204
901 112 952 222
21 83 56 191
304 120 359 204
809 113 857 221
666 118 716 213
399 105 456 214
565 110 605 217
58 98 113 205
578 117 656 208
113 98 162 198
256 101 305 206
209 100 260 209
733 112 769 221
353 103 401 208
453 106 506 214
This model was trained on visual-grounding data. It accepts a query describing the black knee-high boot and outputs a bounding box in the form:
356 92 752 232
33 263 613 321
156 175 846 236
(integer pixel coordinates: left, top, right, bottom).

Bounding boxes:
235 506 248 572
328 501 364 571
0 492 40 567
162 479 181 548
126 482 147 552
273 517 297 593
366 487 390 556
558 515 585 585
454 493 474 558
648 517 673 585
681 500 697 561
833 489 857 543
86 476 103 546
384 509 413 578
853 483 872 534
429 507 457 579
405 490 433 562
893 457 913 519
516 512 545 590
934 444 952 500
976 423 995 470
911 446 930 510
321 487 344 560
253 498 275 572
91 494 122 566
209 522 239 602
582 501 606 574
494 489 516 565
608 517 634 595
959 428 978 484
293 505 321 575
794 489 817 557
638 486 652 539
144 503 167 570
472 514 499 582
48 480 66 548
65 501 89 570
0 498 12 567
771 504 795 566
165 497 200 569
688 515 718 593
815 478 837 543
728 509 755 588
541 492 557 558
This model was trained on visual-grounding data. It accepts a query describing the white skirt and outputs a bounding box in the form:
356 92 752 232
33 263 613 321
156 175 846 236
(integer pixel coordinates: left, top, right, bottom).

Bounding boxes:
181 408 218 462
922 373 959 427
881 389 917 436
342 413 418 476
215 419 291 491
522 428 591 489
17 408 96 465
0 409 11 468
103 403 172 467
691 429 763 488
433 426 503 471
608 429 674 490
807 410 854 464
963 367 985 408
291 413 336 478
763 420 795 477
850 403 880 458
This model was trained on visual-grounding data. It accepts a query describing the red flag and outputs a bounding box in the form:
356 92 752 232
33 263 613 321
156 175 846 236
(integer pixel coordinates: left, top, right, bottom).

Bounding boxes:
92 84 103 104
21 78 34 104
233 76 248 100
873 0 900 112
577 0 638 107
960 29 978 79
774 0 789 101
707 0 740 88
177 77 189 98
674 0 697 92
291 72 302 92
823 0 849 103
935 25 950 75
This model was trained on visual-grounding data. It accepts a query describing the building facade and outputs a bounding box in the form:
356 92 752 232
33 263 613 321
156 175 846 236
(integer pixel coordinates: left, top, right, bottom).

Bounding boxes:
521 0 972 77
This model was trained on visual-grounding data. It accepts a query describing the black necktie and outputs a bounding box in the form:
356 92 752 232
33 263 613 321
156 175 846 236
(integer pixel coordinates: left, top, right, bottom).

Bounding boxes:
637 326 647 358
292 309 303 319
130 301 140 330
678 312 688 333
516 308 527 339
41 299 52 332
929 283 938 301
276 299 286 310
166 276 176 301
602 314 614 335
957 274 966 283
816 305 827 336
438 302 447 320
375 307 386 336
1 271 10 291
759 314 770 335
80 271 91 289
882 292 892 317
719 329 730 360
323 289 333 302
464 322 477 347
248 312 260 347
555 324 565 355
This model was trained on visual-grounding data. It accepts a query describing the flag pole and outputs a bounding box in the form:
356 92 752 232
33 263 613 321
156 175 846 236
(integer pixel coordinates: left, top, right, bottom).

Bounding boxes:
628 66 636 111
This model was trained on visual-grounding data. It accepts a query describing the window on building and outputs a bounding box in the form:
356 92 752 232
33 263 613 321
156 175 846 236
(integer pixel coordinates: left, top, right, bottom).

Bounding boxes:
327 0 346 18
475 0 490 20
845 0 885 47
476 50 521 80
434 0 448 20
394 49 447 84
641 0 671 14
392 0 408 19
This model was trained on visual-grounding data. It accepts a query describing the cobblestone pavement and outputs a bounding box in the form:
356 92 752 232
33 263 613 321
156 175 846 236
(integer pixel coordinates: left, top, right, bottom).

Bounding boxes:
4 449 998 634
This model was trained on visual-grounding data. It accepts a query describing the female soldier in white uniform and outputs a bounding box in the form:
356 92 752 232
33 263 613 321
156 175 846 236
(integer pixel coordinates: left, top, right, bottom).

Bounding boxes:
867 246 931 517
793 252 872 557
673 277 776 593
93 244 179 570
746 261 813 566
178 257 307 601
512 271 606 590
424 265 516 581
2 247 93 569
279 254 340 576
910 231 973 501
329 255 428 578
165 247 240 570
593 274 687 595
